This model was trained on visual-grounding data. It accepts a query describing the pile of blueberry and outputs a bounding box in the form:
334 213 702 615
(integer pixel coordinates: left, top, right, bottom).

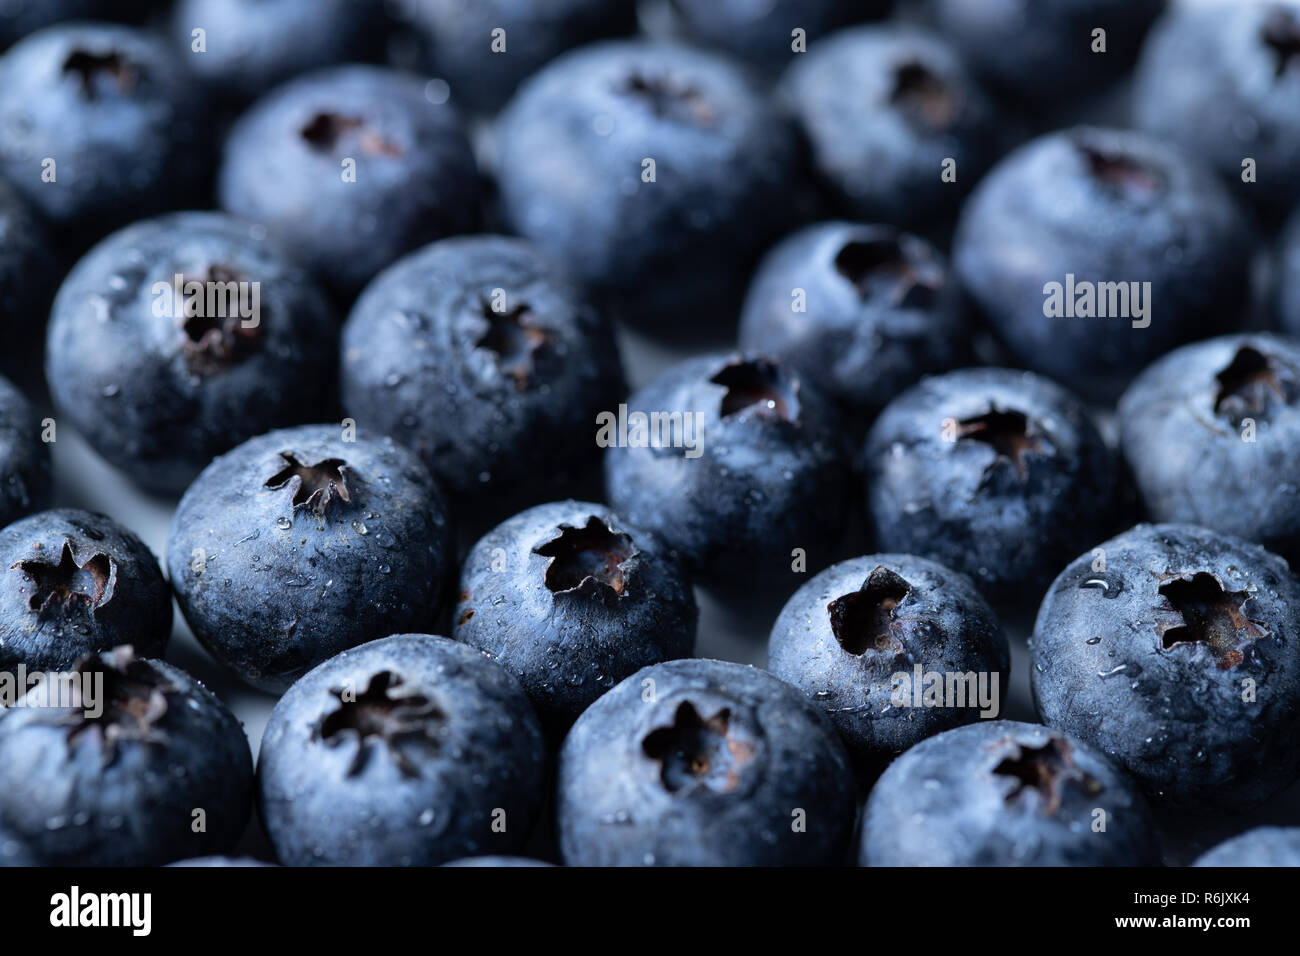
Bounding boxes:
2 0 1300 868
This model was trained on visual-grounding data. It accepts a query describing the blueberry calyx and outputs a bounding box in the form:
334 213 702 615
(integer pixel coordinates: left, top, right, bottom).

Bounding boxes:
1213 345 1294 419
180 265 265 376
1262 7 1300 79
833 236 940 309
317 671 444 779
711 358 800 423
620 72 715 126
890 60 956 131
533 516 637 599
1155 571 1267 670
299 112 401 157
955 408 1044 481
265 452 353 517
990 734 1101 815
827 566 912 657
1078 143 1162 200
11 540 115 617
641 700 756 794
475 299 552 392
62 49 139 100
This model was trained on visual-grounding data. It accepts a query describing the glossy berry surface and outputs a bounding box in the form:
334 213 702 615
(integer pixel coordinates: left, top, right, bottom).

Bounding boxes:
258 634 546 866
1031 523 1300 808
779 25 1001 230
1119 334 1300 560
860 720 1160 866
1193 827 1300 867
0 647 252 866
768 553 1009 763
167 425 451 692
604 353 852 594
737 221 968 420
0 376 50 530
557 658 855 866
0 508 170 671
46 212 339 495
341 235 624 527
953 126 1252 395
454 500 697 725
863 367 1118 602
495 40 805 332
218 64 479 294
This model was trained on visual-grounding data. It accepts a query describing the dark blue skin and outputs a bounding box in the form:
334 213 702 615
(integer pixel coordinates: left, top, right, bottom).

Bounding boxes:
0 376 51 529
1134 0 1300 217
0 646 253 866
1193 827 1300 867
1279 206 1300 336
0 181 58 369
953 126 1253 397
737 221 969 422
167 425 452 692
604 353 852 597
671 0 891 68
0 509 170 671
1031 523 1300 808
557 658 856 866
863 367 1118 604
767 554 1009 764
1119 334 1300 561
341 235 625 530
454 500 697 727
172 0 388 104
932 0 1166 107
860 720 1161 866
495 41 807 335
218 64 479 295
258 634 546 866
0 22 209 244
778 25 1002 231
46 212 339 495
395 0 637 113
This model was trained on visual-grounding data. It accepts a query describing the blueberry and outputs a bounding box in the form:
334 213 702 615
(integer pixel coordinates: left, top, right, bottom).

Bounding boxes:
604 353 852 596
0 376 50 529
863 367 1118 603
495 40 806 333
341 235 624 528
1031 523 1300 808
860 720 1160 866
1134 0 1300 216
737 221 969 421
46 212 339 495
1193 827 1300 867
454 500 697 726
931 0 1165 107
671 0 891 68
778 25 1002 231
1119 334 1300 560
218 64 479 295
441 855 553 868
258 634 546 866
395 0 637 113
767 553 1009 764
0 508 170 671
0 22 208 243
167 856 275 867
0 646 253 865
172 0 389 104
0 2 103 50
953 126 1253 395
557 658 855 866
1280 206 1300 336
0 181 58 369
167 424 451 692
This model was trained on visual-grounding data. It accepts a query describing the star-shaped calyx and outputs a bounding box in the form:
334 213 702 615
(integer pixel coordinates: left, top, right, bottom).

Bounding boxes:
1155 571 1266 670
827 566 912 656
11 540 115 617
179 264 265 375
955 407 1044 482
889 60 957 131
1213 345 1295 422
1262 6 1300 78
833 235 941 310
300 112 401 157
265 452 352 517
533 516 637 602
991 735 1101 815
475 299 553 392
642 701 756 794
1078 142 1163 200
63 49 138 99
711 357 801 423
318 671 444 779
621 71 715 126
